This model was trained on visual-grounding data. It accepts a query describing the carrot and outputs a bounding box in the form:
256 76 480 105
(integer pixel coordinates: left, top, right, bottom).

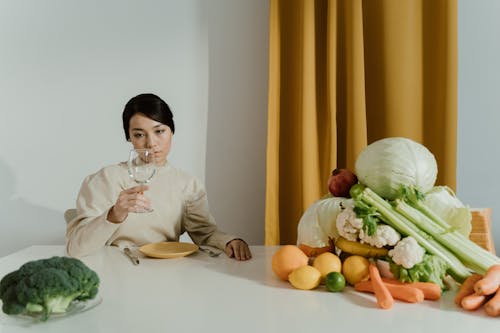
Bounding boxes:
454 274 483 305
381 278 441 301
461 292 488 311
474 265 500 296
484 287 500 317
355 280 424 303
297 243 331 257
368 263 394 309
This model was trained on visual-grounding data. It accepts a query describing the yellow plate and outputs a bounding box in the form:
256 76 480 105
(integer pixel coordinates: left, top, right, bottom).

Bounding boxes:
139 242 199 259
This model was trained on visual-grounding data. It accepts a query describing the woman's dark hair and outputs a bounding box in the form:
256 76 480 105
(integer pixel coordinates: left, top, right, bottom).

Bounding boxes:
122 93 175 141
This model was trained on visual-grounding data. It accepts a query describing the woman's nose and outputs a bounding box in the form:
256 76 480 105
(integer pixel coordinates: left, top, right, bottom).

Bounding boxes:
146 136 156 149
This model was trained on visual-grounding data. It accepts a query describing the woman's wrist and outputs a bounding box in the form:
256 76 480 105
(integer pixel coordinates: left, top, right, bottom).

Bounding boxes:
225 238 246 248
106 206 127 224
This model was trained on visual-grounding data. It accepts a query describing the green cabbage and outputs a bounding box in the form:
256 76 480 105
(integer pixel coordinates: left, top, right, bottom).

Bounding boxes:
423 186 472 237
355 137 438 200
389 254 449 289
297 197 352 248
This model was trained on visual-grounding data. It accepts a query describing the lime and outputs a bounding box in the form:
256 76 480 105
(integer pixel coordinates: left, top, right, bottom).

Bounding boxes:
325 271 346 292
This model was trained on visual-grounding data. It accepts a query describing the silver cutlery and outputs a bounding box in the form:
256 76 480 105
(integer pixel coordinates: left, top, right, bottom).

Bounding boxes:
124 247 140 265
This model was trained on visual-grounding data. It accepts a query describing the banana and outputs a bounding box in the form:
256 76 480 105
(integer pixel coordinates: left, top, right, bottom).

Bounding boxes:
335 237 388 258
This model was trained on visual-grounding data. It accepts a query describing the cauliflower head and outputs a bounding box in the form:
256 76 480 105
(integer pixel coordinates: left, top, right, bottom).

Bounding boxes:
388 236 425 269
359 224 401 248
336 205 363 241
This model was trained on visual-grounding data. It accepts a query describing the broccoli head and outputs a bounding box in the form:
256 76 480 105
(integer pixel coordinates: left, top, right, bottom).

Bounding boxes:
1 280 25 315
0 256 100 321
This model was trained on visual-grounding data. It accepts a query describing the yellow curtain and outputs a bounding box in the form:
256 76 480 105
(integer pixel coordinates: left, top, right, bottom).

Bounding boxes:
265 0 457 245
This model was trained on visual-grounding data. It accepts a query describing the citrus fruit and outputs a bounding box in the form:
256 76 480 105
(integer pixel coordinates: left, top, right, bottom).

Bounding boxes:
312 252 342 280
271 245 309 281
325 271 346 292
341 255 370 285
288 265 322 290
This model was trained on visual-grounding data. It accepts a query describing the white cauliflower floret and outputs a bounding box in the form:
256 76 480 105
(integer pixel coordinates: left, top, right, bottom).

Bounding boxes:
359 224 401 248
336 206 363 241
388 236 425 269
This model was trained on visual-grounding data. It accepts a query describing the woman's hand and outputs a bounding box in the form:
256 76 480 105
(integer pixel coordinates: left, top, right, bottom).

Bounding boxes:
225 239 252 261
107 185 151 223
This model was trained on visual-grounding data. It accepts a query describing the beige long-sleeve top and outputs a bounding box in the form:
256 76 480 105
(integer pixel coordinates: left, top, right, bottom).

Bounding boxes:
66 162 237 257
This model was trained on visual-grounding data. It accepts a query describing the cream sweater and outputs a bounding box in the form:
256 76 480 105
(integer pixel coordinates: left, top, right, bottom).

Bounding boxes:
66 162 237 257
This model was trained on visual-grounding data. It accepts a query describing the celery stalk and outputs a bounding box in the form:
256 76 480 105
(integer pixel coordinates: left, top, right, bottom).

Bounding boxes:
350 184 471 282
394 200 500 275
399 187 500 273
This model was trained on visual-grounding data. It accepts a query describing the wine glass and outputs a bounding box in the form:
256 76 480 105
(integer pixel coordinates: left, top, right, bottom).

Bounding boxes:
127 148 157 213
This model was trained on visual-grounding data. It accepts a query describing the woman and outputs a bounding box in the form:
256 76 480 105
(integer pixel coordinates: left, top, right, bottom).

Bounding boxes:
66 93 252 260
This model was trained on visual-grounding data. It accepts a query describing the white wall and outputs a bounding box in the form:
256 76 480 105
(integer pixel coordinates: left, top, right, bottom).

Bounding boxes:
204 1 268 245
458 0 500 254
3 0 495 258
0 0 269 256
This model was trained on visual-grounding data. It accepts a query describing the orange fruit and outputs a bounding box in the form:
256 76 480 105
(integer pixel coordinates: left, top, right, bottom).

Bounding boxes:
342 255 370 285
312 252 342 280
272 245 309 281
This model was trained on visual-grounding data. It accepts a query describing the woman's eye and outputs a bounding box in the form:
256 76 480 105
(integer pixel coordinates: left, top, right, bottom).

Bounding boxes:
156 129 165 134
133 133 144 138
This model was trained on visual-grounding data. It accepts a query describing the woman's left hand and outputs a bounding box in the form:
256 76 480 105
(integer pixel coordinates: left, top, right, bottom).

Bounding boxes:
225 239 252 261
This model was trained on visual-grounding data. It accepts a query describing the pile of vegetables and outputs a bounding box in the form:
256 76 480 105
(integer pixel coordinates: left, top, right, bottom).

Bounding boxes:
296 137 500 314
0 256 100 321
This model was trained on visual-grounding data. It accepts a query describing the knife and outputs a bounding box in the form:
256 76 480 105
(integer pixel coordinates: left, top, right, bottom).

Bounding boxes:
124 247 140 265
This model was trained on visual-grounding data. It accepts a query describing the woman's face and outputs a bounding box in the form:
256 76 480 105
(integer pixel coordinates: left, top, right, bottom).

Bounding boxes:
128 113 173 165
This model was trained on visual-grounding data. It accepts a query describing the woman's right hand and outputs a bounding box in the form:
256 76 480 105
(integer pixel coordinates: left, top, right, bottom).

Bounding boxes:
107 185 151 223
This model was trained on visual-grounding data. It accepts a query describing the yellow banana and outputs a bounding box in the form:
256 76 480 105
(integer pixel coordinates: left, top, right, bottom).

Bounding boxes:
335 237 388 258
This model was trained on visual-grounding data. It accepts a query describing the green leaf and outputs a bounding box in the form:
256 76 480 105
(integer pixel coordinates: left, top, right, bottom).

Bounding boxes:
390 254 448 289
353 200 380 236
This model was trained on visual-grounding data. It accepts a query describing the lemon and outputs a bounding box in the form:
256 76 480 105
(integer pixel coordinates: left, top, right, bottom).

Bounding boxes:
312 252 342 280
288 265 321 290
341 255 370 285
325 272 346 292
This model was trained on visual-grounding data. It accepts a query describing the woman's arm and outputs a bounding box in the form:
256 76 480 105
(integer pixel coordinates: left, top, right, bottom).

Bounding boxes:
66 167 125 257
182 178 251 260
66 209 119 257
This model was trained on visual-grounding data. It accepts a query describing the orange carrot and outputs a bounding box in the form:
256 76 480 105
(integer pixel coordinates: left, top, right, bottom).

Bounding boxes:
484 287 500 317
355 280 424 303
461 292 488 311
474 265 500 296
381 278 441 301
369 263 394 309
454 274 483 305
298 243 331 257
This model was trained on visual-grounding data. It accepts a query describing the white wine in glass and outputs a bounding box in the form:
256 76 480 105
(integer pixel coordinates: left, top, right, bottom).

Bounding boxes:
127 148 157 213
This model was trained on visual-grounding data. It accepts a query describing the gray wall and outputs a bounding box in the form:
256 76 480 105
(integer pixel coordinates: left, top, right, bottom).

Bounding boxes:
457 0 500 254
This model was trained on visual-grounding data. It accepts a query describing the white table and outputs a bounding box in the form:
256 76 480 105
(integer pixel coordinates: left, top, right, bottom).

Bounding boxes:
0 245 498 332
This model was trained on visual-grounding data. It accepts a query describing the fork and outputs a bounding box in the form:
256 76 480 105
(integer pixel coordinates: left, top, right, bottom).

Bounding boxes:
198 246 222 257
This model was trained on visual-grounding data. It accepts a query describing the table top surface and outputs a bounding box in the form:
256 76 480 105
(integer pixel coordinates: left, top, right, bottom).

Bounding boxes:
0 245 498 333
